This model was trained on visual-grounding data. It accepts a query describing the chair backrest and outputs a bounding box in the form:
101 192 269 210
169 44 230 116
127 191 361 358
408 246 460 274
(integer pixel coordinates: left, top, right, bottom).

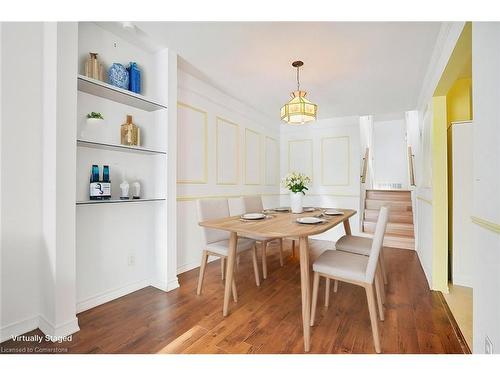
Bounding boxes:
228 197 245 216
242 195 264 213
196 198 230 245
365 206 389 283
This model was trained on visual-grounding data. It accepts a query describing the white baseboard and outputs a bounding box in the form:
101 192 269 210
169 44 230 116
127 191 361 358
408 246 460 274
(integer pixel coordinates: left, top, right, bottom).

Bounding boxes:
38 315 80 339
177 256 218 275
76 278 151 313
166 278 180 291
0 315 39 343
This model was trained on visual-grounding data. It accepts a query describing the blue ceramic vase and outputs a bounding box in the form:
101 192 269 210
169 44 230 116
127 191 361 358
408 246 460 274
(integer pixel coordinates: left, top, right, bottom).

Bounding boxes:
108 63 129 90
128 62 141 94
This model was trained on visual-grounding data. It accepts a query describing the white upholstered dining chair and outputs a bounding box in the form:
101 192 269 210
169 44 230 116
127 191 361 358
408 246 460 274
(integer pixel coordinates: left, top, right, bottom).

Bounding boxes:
196 198 261 300
310 206 389 353
232 195 284 279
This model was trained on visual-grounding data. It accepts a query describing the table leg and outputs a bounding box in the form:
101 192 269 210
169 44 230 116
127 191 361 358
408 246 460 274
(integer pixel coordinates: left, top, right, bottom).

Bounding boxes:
299 236 311 352
343 217 352 235
223 231 238 317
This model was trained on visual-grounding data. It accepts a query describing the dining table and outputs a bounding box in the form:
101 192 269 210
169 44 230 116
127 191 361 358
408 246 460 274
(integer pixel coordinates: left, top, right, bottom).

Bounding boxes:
198 207 357 352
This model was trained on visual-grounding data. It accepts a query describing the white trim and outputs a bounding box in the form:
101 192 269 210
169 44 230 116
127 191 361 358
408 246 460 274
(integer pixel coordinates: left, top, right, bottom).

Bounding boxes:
177 256 220 275
38 315 80 340
76 278 151 313
166 278 180 292
0 315 39 343
417 22 465 110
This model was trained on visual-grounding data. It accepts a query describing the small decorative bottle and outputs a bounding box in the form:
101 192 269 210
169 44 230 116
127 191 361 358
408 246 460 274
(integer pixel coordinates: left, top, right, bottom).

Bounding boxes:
84 52 104 81
120 115 141 146
128 62 141 94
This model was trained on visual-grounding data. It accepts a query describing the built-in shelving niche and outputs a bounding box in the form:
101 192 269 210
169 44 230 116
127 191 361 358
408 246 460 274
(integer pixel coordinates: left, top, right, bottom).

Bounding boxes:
75 22 170 314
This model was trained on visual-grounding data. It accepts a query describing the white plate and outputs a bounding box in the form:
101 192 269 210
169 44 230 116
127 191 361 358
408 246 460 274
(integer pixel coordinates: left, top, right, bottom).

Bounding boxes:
241 213 266 220
296 216 325 224
303 207 315 212
273 207 290 212
324 209 343 216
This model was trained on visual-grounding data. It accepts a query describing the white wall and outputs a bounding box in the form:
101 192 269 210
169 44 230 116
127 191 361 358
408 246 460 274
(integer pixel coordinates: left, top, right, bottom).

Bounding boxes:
471 22 500 354
414 104 434 288
0 23 44 341
176 70 280 274
280 116 361 241
372 117 409 189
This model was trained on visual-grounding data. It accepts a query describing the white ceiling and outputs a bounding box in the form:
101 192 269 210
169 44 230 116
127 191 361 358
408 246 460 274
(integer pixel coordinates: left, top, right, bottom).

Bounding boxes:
135 22 442 121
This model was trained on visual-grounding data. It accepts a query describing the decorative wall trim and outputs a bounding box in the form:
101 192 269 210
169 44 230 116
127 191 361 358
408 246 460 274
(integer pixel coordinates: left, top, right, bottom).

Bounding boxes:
288 139 313 179
76 278 151 313
279 193 360 198
417 196 433 205
216 116 240 185
244 128 261 185
177 193 282 202
265 136 279 186
471 216 500 234
321 136 350 186
38 315 80 340
0 315 39 343
177 101 208 184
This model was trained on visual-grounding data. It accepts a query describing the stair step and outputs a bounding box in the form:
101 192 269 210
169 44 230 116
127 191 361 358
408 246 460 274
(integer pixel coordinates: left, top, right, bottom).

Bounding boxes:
383 234 415 250
365 199 413 211
363 221 414 237
364 209 413 224
360 232 415 250
366 190 412 202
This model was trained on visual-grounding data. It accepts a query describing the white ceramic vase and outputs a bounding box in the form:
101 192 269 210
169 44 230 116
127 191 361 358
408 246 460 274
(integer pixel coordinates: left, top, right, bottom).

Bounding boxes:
80 118 104 139
290 192 304 214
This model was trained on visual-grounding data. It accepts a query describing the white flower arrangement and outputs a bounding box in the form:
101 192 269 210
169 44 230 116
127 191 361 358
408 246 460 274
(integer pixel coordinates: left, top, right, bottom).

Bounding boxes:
282 172 311 194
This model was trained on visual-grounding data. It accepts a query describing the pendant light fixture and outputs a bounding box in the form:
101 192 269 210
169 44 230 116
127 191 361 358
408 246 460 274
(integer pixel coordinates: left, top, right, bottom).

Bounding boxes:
280 60 318 124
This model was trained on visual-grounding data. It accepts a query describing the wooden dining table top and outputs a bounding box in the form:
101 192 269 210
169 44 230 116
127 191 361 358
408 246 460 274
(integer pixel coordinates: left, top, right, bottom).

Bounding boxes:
199 208 356 238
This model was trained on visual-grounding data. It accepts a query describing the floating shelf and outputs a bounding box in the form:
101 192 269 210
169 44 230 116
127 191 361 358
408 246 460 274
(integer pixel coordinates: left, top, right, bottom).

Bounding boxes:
77 139 166 155
77 75 167 112
76 198 166 206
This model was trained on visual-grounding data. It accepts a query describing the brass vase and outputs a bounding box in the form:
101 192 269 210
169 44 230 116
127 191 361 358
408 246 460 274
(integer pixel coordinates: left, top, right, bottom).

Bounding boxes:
120 115 140 146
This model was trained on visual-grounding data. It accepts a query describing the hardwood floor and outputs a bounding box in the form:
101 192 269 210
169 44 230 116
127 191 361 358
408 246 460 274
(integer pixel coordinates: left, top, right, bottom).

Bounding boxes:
0 241 466 354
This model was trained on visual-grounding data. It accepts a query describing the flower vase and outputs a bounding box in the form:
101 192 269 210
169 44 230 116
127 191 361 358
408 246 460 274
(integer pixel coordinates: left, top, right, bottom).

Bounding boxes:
290 192 304 214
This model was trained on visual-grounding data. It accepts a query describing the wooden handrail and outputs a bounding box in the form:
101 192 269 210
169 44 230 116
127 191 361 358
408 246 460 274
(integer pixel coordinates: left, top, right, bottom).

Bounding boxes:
361 147 369 183
408 146 416 186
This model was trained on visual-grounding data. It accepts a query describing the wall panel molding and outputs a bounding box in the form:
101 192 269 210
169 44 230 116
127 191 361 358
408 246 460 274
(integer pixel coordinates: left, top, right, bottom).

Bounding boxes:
321 136 350 186
244 128 261 185
471 216 500 234
288 139 313 179
177 102 208 184
265 136 279 186
216 116 239 185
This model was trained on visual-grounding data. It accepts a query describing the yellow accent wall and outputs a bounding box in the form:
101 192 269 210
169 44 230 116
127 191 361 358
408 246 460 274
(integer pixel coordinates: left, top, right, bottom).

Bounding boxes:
447 78 473 127
432 96 449 292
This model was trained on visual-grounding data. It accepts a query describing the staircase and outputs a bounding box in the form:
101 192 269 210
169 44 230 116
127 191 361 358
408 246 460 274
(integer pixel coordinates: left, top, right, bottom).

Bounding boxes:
362 190 415 250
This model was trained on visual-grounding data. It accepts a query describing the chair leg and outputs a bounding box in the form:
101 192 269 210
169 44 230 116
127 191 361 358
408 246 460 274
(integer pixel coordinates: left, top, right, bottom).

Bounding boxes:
380 250 388 285
333 280 339 293
231 277 238 302
310 272 320 326
278 238 284 267
221 257 225 281
291 240 295 258
365 284 381 353
375 270 385 321
261 241 268 279
324 278 330 307
197 250 209 295
377 266 386 305
251 245 260 287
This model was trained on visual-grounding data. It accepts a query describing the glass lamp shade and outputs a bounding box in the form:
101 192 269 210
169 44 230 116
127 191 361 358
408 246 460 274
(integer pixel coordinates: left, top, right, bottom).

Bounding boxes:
280 90 317 124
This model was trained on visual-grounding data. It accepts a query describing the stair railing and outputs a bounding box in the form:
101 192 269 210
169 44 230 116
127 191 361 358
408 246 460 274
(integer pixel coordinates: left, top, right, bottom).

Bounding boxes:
408 146 416 187
361 147 369 183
